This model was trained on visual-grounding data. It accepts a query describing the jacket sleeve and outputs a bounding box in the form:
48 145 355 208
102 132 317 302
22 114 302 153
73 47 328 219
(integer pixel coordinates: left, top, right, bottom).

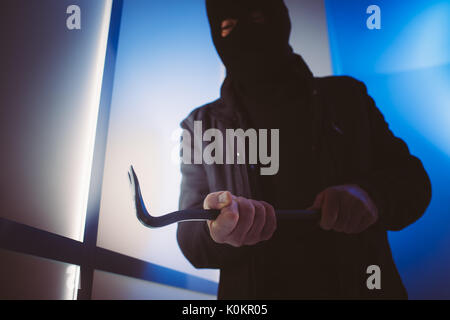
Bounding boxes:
354 81 432 231
176 116 252 269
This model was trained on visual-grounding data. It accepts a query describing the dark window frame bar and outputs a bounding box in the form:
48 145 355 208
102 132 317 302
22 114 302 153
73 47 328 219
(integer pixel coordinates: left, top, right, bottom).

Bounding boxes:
0 0 218 299
0 218 218 297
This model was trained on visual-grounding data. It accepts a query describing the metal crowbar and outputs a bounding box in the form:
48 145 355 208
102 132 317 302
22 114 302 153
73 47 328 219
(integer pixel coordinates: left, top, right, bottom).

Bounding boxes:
128 165 320 229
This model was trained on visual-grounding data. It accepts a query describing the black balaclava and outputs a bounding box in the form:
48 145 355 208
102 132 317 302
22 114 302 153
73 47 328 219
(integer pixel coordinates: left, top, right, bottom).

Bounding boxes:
206 0 295 86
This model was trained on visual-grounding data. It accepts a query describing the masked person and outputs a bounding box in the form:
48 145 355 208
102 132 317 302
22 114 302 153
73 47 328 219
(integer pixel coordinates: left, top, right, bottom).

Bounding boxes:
177 0 431 299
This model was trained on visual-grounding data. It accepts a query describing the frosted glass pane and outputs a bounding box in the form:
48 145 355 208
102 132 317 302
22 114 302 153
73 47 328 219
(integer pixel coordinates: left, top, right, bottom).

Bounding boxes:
0 248 79 300
286 0 332 76
0 0 112 241
92 270 216 300
96 0 221 283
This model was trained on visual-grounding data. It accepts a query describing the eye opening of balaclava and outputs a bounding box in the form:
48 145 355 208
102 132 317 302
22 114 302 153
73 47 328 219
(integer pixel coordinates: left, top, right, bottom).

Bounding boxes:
206 0 294 84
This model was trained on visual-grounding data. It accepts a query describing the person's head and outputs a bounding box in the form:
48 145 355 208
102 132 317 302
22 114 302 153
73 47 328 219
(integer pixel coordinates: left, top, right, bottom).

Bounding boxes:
220 9 266 38
206 0 293 83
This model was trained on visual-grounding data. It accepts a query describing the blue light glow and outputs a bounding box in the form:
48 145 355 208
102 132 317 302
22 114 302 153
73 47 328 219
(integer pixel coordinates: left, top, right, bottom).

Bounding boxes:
325 0 450 299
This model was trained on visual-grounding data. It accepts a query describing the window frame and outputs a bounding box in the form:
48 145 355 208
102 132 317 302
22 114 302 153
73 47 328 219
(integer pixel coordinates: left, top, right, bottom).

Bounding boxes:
0 0 218 300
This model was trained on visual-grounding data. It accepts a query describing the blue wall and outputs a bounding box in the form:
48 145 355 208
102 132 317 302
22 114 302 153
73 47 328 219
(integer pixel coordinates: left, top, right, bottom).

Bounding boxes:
325 0 450 299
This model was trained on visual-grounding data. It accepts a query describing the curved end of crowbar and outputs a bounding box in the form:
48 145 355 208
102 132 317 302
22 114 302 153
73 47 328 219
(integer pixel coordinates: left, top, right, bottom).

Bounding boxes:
128 165 158 228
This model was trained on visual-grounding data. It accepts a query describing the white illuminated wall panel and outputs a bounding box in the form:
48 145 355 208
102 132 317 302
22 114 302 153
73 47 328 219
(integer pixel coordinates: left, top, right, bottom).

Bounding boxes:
0 0 113 242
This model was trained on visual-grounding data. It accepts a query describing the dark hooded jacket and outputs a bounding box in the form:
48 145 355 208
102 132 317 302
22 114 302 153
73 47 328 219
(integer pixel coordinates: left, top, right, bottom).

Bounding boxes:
176 0 431 299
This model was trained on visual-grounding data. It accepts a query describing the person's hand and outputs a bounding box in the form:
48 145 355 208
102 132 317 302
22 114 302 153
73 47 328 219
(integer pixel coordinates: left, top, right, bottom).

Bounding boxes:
203 191 277 247
309 185 379 234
